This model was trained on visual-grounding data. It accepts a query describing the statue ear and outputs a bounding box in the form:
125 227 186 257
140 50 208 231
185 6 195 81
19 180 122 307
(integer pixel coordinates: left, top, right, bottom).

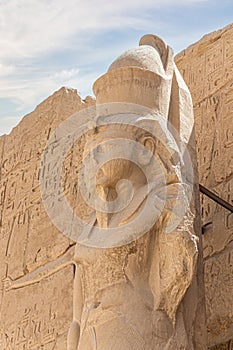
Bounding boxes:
149 209 198 324
142 136 155 154
138 136 155 166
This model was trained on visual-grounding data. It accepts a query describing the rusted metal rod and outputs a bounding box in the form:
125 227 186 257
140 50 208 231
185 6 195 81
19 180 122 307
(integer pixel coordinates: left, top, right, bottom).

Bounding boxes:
199 184 233 213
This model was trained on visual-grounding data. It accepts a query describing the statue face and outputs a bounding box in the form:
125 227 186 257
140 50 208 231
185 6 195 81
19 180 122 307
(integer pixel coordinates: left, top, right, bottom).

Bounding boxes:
83 125 147 193
82 124 157 229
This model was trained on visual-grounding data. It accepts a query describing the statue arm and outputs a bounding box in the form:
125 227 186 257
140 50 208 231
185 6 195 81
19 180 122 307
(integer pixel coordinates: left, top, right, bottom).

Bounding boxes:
150 210 198 322
4 245 76 291
67 265 83 350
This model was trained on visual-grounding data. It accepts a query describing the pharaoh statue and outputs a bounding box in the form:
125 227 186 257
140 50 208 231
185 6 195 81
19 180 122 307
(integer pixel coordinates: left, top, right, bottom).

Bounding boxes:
66 34 206 349
5 34 207 349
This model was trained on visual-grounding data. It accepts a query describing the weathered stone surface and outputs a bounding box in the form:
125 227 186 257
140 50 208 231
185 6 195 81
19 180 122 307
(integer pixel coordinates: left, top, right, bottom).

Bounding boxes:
176 23 233 348
0 87 95 349
210 339 233 350
0 34 207 349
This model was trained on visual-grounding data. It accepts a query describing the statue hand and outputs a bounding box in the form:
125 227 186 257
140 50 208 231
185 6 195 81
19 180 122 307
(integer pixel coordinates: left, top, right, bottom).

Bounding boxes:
2 276 13 292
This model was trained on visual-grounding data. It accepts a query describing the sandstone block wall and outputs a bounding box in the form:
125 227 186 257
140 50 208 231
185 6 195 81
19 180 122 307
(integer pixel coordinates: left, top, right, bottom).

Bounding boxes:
176 23 233 349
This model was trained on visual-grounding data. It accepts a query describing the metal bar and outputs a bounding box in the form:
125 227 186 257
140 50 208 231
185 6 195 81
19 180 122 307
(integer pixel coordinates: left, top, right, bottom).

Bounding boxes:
199 184 233 213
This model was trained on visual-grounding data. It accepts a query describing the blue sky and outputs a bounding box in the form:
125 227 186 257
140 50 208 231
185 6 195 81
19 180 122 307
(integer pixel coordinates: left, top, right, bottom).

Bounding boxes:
0 0 233 135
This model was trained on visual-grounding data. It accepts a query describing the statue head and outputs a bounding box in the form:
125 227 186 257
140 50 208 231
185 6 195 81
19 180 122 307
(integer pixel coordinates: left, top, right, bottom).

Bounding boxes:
83 33 196 237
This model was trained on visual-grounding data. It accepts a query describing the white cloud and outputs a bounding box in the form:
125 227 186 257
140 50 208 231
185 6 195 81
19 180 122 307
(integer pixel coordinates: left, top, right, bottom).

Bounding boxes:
0 0 207 61
0 65 90 135
54 68 80 80
0 0 214 135
0 115 22 135
0 63 15 76
0 67 82 109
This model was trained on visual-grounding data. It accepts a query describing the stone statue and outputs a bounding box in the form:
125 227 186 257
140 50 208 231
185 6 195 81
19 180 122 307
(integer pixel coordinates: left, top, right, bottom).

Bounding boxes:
5 34 207 349
68 33 207 349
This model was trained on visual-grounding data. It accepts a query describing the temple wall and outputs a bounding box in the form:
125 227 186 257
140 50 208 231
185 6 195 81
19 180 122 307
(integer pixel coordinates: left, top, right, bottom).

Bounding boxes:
0 88 95 349
176 23 233 349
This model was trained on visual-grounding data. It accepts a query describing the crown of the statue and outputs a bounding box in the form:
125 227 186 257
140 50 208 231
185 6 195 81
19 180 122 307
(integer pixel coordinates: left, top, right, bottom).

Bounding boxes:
93 34 174 117
108 34 171 76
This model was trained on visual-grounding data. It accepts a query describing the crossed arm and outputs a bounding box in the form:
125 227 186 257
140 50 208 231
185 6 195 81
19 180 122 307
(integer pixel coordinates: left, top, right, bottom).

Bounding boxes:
3 244 83 349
